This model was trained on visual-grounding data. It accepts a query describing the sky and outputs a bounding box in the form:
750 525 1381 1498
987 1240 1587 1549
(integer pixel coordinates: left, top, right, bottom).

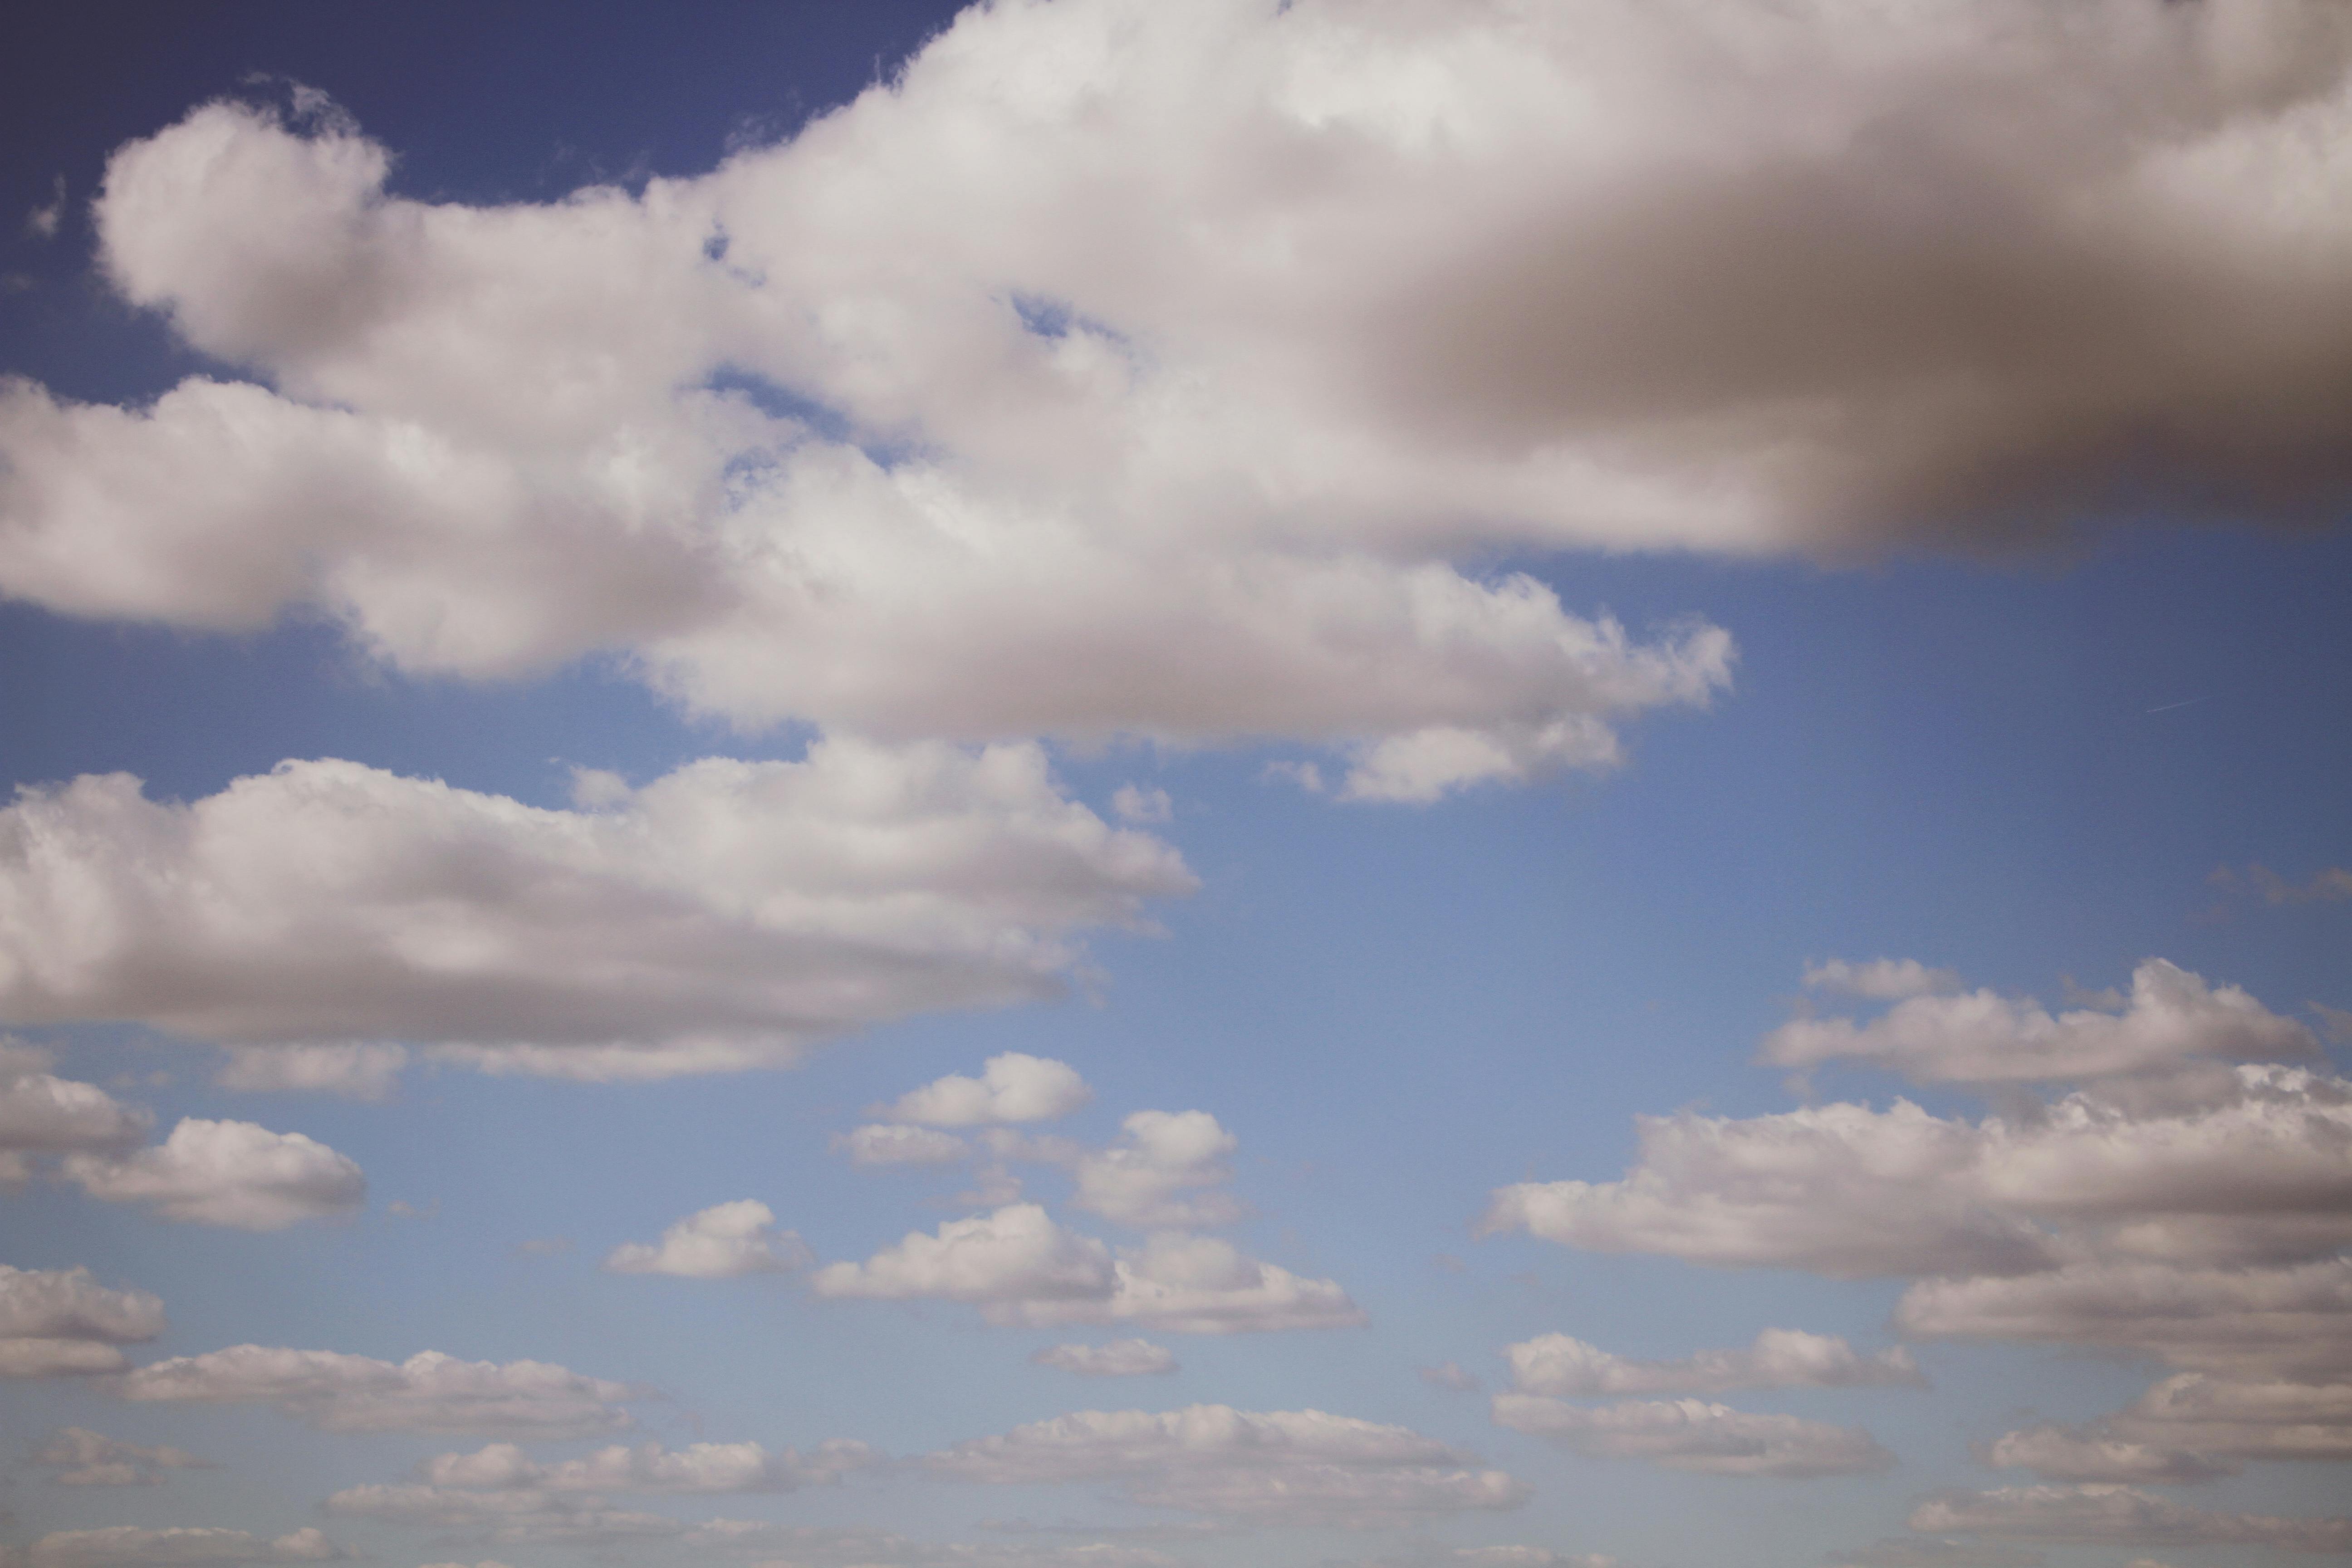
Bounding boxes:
1 3 2349 1568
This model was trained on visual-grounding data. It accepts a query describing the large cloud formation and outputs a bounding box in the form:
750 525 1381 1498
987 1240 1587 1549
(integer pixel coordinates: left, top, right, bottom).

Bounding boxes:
0 741 1191 1079
6 1 2350 797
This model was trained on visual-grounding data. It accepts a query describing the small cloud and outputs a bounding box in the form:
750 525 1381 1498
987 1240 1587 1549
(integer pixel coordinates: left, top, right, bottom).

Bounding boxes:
216 1044 406 1101
1420 1361 1481 1392
25 176 64 239
1802 958 1961 1000
512 1236 576 1258
604 1200 810 1279
1030 1339 1179 1377
385 1199 438 1221
1260 759 1324 794
1111 784 1173 823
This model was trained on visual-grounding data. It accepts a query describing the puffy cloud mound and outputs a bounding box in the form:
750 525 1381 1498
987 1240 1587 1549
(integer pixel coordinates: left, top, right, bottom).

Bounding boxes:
418 1437 873 1493
603 1199 811 1278
0 742 1191 1079
1908 1485 2352 1553
1029 1339 1179 1377
0 1265 165 1378
31 1427 212 1486
0 1044 149 1185
926 1403 1528 1526
1762 960 2317 1085
881 1052 1092 1126
813 1205 1364 1334
1490 1394 1894 1477
63 1117 364 1229
1504 1328 1923 1396
113 1346 637 1437
1068 1110 1243 1229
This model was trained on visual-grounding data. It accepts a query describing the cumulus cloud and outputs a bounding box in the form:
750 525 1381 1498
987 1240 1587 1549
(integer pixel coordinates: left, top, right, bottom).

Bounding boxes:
1109 786 1171 825
926 1403 1528 1526
416 1436 872 1493
1982 1422 2239 1484
62 1118 364 1229
1504 1328 1923 1396
30 1427 212 1486
812 1204 1362 1333
881 1053 1093 1127
8 1529 343 1568
0 744 1190 1079
1907 1485 2352 1552
113 1346 637 1437
0 1044 150 1184
602 1200 810 1278
322 1486 680 1547
1485 1063 2352 1278
0 1265 166 1378
1029 1339 1178 1377
1068 1110 1243 1229
1762 960 2316 1085
1490 1394 1894 1478
215 1044 407 1101
1803 959 1961 1000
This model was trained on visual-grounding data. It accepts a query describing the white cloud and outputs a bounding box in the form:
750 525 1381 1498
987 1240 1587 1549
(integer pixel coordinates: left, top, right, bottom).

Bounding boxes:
10 1530 343 1568
1895 1258 2352 1380
1030 1339 1178 1377
1803 959 1962 1000
0 1265 165 1378
114 1346 637 1437
602 1200 810 1279
31 1427 211 1486
836 1123 971 1166
0 1045 150 1185
63 1117 364 1229
882 1053 1093 1127
1490 1394 1894 1478
1907 1485 2352 1553
926 1403 1527 1526
812 1203 1115 1305
417 1437 872 1493
0 744 1190 1079
1984 1368 2352 1484
811 1205 1362 1333
1982 1422 2238 1484
215 1044 407 1101
1110 785 1171 824
1485 1066 2352 1278
1763 960 2317 1085
1504 1328 1923 1396
1068 1110 1243 1229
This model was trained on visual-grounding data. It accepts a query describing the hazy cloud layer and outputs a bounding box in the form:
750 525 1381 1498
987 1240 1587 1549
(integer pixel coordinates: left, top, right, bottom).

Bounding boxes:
63 1118 365 1229
0 743 1190 1078
114 1346 638 1437
1908 1485 2352 1552
1030 1339 1178 1377
1490 1394 1894 1478
31 1427 212 1486
215 1044 408 1101
683 1520 1181 1568
926 1403 1528 1526
603 1200 811 1278
4 1530 342 1568
0 1265 166 1378
1504 1328 1922 1397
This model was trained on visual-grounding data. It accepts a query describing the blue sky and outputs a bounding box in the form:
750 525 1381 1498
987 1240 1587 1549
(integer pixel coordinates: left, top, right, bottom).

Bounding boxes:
3 6 2350 1568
